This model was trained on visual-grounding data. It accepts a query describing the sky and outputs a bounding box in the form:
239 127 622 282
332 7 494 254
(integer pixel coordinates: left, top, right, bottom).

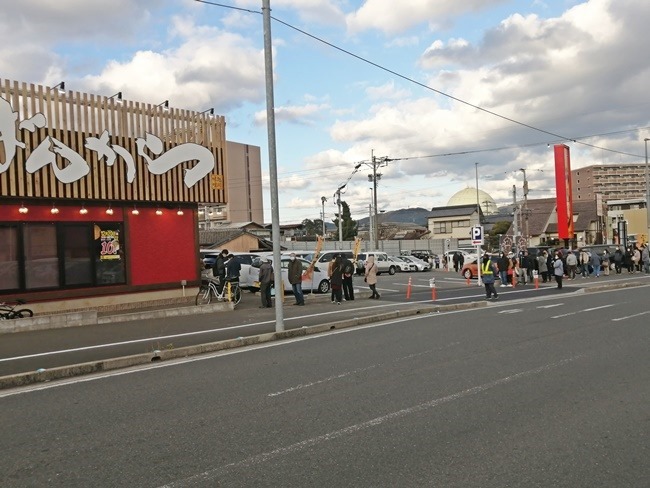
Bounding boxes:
2 0 649 225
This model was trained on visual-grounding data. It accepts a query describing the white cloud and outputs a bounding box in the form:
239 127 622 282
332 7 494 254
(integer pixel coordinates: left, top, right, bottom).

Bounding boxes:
346 0 508 34
365 81 411 101
234 0 346 25
254 103 329 125
81 17 265 112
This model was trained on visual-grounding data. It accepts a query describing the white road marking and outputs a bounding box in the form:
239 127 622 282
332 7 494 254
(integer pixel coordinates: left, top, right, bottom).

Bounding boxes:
158 355 584 488
583 305 615 312
551 303 615 319
267 342 461 397
537 303 564 309
498 309 523 314
611 310 650 322
551 312 576 319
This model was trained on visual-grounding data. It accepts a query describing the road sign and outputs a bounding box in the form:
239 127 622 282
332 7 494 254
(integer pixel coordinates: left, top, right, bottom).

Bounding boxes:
471 226 484 245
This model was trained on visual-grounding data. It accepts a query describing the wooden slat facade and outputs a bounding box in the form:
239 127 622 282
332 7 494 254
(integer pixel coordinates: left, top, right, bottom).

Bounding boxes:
0 79 226 204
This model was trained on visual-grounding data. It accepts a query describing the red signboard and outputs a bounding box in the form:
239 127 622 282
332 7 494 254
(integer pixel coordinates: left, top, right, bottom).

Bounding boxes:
554 144 574 240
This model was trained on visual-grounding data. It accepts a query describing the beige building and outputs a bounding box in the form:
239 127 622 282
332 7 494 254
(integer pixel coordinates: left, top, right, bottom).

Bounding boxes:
427 205 481 246
572 163 648 202
199 141 263 229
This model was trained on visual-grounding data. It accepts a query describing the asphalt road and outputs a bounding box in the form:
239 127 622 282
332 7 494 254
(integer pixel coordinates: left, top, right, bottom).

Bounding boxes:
1 282 649 487
0 270 648 377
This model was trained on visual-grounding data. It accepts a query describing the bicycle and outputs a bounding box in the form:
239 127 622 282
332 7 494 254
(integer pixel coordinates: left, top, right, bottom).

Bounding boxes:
196 277 242 306
0 299 34 320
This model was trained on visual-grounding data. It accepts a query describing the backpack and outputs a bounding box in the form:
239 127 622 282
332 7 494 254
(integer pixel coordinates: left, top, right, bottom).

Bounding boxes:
343 260 354 275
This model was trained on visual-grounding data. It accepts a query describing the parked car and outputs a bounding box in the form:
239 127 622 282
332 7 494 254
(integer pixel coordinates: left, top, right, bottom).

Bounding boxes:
460 259 479 279
356 252 397 275
201 251 261 287
388 256 413 272
245 255 331 294
398 255 431 271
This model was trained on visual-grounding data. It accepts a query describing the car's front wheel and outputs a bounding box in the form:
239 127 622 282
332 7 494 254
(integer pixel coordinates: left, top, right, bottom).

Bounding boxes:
388 266 396 275
318 279 330 294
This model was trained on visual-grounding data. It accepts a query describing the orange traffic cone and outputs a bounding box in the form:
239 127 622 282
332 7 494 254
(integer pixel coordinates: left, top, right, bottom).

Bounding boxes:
406 276 412 299
431 286 437 301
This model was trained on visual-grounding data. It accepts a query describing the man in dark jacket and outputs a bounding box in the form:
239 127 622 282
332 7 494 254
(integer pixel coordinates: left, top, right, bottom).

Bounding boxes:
258 257 273 308
212 249 229 293
287 252 305 306
342 255 355 301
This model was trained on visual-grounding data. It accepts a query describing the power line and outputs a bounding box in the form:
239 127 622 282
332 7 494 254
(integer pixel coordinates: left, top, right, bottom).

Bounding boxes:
194 0 643 159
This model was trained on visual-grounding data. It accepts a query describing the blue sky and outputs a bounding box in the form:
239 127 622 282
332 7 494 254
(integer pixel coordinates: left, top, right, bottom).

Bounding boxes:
2 0 648 224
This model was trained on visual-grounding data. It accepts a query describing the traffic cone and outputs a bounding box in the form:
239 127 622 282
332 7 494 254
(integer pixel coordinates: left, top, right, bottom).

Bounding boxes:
431 285 437 301
534 274 539 289
406 276 412 299
512 272 517 288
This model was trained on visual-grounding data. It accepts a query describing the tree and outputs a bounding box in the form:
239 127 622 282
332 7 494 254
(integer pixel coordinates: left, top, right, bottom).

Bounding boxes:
332 201 357 240
301 218 324 237
488 220 513 250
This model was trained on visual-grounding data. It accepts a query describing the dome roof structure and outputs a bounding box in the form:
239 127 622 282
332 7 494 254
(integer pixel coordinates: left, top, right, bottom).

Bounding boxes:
447 187 498 215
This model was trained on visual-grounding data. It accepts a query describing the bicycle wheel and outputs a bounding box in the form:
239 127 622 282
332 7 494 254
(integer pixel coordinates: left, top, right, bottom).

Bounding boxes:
195 284 213 305
15 308 33 318
231 284 242 305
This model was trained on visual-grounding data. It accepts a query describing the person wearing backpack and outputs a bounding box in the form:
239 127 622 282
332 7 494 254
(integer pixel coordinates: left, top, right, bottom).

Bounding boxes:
342 255 355 301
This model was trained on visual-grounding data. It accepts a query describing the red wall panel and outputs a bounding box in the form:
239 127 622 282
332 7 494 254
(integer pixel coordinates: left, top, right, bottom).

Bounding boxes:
554 144 574 240
127 209 199 285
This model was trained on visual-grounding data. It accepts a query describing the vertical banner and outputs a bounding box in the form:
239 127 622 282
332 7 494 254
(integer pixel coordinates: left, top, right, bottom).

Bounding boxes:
554 144 574 240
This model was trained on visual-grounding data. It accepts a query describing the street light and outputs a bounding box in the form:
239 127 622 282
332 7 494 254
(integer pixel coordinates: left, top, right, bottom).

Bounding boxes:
645 138 650 243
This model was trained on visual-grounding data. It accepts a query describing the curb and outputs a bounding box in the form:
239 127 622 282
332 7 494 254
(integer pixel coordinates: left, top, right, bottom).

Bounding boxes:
583 281 644 293
0 300 485 390
0 302 234 335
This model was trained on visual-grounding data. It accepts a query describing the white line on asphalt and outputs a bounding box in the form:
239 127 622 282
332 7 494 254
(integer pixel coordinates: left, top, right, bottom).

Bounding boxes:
583 305 615 312
267 341 462 397
611 310 650 322
537 303 564 309
551 303 614 319
498 309 523 314
158 355 585 488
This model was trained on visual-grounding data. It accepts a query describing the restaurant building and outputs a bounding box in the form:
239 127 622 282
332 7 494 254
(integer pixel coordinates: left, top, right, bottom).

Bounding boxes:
0 78 229 314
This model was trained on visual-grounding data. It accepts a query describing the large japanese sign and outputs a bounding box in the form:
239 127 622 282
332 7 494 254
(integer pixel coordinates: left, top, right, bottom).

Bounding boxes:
0 79 226 204
553 144 574 240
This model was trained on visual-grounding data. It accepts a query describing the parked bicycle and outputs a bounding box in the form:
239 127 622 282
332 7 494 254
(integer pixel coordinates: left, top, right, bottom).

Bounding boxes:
196 277 242 306
0 299 34 320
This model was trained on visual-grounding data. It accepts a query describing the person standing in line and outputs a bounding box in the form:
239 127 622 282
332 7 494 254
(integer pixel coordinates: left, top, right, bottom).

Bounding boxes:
625 247 634 273
553 252 564 289
633 246 641 272
601 249 611 276
364 254 380 299
342 254 355 301
287 252 305 306
330 254 344 304
579 249 590 278
258 257 274 308
519 251 530 285
225 254 241 282
452 252 460 272
590 251 601 278
537 251 548 282
328 255 337 302
613 247 624 274
642 244 650 274
481 253 499 301
498 252 509 287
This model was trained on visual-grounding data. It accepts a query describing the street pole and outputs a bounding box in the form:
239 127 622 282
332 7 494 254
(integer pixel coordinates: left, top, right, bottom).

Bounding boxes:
645 138 650 243
520 168 529 245
372 154 379 250
321 196 327 236
512 185 519 256
262 0 284 331
336 187 343 246
475 163 481 286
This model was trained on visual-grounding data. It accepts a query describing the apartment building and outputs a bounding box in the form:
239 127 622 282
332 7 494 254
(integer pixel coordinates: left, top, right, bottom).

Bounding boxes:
572 163 647 202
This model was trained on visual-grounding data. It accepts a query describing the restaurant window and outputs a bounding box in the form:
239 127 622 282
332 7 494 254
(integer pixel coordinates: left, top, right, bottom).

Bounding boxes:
0 225 19 291
24 224 59 290
0 222 126 294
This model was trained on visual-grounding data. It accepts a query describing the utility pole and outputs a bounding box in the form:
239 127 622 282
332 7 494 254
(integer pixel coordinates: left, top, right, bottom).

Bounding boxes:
336 186 343 245
366 150 388 250
368 198 374 245
320 196 327 236
262 0 284 331
512 185 519 256
520 168 529 244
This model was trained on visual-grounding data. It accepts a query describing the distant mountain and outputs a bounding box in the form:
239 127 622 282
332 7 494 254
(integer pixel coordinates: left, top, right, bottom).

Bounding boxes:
356 207 430 227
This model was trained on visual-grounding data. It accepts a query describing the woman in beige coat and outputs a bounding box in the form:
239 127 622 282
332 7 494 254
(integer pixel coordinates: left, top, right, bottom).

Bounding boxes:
364 255 380 299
